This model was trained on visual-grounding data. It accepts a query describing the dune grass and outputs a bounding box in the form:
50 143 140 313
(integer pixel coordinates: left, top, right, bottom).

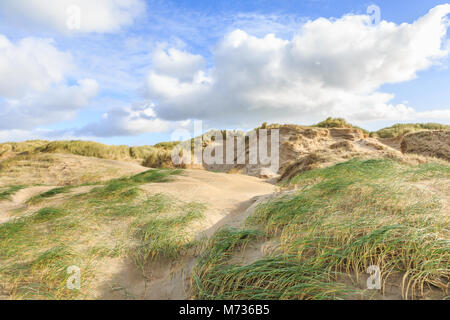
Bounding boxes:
0 140 49 157
36 141 132 160
314 117 369 134
192 159 449 300
131 200 205 269
26 187 72 205
141 149 173 168
0 185 26 201
191 228 351 300
0 168 199 299
32 207 67 222
373 123 450 138
1 140 180 165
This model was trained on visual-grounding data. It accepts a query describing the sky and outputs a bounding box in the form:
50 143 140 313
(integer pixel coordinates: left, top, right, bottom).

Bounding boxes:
0 0 449 146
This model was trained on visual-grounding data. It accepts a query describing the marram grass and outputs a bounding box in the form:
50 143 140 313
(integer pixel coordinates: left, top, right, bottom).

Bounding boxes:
0 168 195 299
192 159 449 300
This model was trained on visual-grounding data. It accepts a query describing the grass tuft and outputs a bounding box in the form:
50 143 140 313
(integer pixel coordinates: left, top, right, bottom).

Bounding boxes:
0 185 25 201
132 201 205 267
33 207 66 222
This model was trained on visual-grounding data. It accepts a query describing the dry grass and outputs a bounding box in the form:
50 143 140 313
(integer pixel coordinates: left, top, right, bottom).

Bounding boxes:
314 117 369 134
401 130 450 161
0 153 147 187
373 123 450 138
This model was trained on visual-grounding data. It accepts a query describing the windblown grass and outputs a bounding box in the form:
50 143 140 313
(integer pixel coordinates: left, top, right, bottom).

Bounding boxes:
0 168 192 299
32 207 67 222
131 200 204 268
26 187 72 205
0 185 25 201
192 159 449 300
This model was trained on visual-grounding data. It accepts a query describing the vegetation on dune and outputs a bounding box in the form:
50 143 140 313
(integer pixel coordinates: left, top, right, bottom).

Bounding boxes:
141 148 179 168
192 159 449 300
0 152 54 172
0 168 200 299
27 187 73 205
132 200 204 268
373 123 450 138
0 185 25 201
130 145 161 159
259 118 448 138
0 140 182 171
32 207 67 222
37 141 132 160
314 117 369 134
0 140 49 157
192 228 350 300
153 141 180 150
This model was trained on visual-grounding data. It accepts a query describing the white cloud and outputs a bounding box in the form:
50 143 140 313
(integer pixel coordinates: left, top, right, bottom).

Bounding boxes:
0 79 98 130
74 102 188 137
0 35 73 98
0 0 145 33
146 4 450 126
151 47 206 82
0 35 98 130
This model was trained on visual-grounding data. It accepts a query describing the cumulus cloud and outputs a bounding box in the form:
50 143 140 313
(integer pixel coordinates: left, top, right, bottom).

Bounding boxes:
0 35 73 98
151 47 206 82
146 4 450 126
0 0 145 33
74 102 188 137
0 35 98 130
0 79 98 130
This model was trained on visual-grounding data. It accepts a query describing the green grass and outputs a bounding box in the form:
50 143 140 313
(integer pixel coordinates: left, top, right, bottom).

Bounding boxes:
0 185 25 201
87 168 182 201
0 168 188 299
132 201 205 267
192 159 449 300
33 208 66 222
26 187 72 205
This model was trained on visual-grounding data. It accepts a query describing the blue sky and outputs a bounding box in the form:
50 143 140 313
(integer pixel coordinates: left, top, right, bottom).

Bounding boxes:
0 0 449 145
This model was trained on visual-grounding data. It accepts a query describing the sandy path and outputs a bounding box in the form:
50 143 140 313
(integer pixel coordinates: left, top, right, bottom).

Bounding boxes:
96 169 275 300
140 169 275 237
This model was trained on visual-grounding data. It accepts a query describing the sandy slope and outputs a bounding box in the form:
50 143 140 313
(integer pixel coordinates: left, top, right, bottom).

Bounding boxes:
94 169 275 300
141 169 274 237
1 156 274 299
0 153 147 187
